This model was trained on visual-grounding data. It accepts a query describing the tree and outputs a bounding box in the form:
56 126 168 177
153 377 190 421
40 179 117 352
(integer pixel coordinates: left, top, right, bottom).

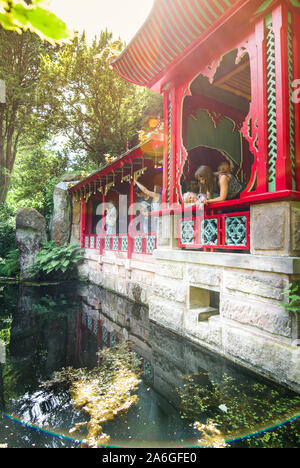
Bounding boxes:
38 31 163 168
0 28 55 203
0 0 71 44
8 142 68 212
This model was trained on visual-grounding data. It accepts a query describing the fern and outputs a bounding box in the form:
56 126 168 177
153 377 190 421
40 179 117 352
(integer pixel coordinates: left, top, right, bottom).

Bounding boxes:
0 249 20 278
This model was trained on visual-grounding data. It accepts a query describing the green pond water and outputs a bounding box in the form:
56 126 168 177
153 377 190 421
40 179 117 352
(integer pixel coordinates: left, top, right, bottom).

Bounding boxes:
0 281 300 449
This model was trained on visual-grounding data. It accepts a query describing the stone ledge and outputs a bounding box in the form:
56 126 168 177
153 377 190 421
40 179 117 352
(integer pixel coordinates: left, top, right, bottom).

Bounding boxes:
154 249 300 274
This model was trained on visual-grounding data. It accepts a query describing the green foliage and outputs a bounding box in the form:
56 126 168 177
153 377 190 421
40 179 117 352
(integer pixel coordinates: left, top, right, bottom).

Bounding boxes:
0 0 71 43
8 143 68 223
282 282 300 313
0 27 55 203
0 248 19 277
0 202 16 257
30 241 83 281
38 31 163 168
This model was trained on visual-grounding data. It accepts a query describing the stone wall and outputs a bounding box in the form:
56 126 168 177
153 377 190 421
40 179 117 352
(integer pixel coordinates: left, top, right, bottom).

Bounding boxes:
75 200 300 392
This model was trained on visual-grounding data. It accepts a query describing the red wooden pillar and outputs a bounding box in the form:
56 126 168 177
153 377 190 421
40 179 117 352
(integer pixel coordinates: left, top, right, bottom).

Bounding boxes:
169 86 177 206
80 198 87 248
99 190 105 255
272 2 294 191
128 173 135 259
293 10 300 191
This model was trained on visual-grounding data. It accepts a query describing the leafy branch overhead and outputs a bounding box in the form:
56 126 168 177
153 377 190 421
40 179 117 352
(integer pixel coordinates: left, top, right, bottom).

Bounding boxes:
0 0 72 43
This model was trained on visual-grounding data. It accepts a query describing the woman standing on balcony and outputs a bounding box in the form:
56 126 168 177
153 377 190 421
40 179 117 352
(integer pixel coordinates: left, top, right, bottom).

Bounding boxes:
134 180 161 233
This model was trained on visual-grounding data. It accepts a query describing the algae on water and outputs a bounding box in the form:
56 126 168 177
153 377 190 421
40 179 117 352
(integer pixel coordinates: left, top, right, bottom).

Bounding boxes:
41 342 142 447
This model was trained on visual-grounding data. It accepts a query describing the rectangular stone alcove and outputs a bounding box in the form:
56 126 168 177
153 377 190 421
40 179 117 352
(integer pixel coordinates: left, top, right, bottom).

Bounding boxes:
188 286 220 322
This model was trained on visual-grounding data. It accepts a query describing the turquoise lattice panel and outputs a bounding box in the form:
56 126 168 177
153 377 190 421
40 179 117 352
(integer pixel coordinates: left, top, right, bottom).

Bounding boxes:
180 220 195 245
105 237 110 250
96 236 101 249
134 236 143 253
110 333 116 348
225 216 248 246
84 236 89 248
121 236 128 251
143 359 153 383
200 219 218 245
87 315 93 331
90 237 95 249
146 235 156 254
102 326 108 346
112 236 119 251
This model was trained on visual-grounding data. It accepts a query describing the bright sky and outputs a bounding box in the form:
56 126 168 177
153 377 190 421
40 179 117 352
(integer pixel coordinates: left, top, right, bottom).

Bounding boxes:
50 0 154 44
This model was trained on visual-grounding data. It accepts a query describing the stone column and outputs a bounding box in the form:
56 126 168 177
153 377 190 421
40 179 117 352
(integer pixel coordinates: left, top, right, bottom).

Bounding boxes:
16 208 47 281
50 181 72 246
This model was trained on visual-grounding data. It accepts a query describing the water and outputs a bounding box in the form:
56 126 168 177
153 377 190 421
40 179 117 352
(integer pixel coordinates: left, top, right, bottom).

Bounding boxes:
0 281 300 448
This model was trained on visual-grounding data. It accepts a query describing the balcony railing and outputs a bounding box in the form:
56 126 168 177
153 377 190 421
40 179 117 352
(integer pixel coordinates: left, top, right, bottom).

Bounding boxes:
83 232 157 255
83 205 250 255
178 211 250 251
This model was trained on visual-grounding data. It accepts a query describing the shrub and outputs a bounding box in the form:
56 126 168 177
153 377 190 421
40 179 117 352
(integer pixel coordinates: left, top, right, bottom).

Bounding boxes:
29 241 83 281
282 282 300 313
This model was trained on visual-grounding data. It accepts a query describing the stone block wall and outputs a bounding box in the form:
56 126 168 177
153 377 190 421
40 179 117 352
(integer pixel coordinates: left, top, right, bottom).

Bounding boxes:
75 200 300 392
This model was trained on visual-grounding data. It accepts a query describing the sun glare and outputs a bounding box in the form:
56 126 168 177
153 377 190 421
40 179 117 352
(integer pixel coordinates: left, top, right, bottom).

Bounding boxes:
50 0 154 44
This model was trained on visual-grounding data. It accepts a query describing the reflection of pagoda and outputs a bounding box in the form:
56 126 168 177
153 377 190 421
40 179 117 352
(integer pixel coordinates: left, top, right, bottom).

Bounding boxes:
76 285 153 384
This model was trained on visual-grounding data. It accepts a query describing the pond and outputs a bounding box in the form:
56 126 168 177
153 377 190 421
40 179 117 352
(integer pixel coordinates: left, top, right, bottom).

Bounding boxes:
0 281 300 449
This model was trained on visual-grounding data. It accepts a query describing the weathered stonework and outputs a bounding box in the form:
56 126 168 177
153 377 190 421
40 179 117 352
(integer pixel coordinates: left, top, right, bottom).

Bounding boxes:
251 201 300 256
221 294 291 337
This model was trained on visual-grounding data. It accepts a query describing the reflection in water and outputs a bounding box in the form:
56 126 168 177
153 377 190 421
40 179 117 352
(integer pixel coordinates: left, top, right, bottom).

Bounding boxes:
0 282 299 448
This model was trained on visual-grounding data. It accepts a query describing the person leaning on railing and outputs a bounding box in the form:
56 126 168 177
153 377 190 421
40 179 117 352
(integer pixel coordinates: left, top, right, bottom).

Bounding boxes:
195 164 243 206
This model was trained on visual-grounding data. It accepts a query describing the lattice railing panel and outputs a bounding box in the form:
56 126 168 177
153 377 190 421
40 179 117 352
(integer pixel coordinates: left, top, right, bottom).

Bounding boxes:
178 212 250 251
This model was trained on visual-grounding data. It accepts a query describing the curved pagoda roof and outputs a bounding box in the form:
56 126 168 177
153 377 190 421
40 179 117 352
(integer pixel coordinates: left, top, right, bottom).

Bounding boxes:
111 0 300 90
111 0 250 89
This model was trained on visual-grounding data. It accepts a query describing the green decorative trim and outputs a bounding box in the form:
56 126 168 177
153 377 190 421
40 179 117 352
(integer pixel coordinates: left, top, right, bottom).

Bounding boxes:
266 16 278 192
256 1 300 14
288 15 296 190
167 93 172 203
